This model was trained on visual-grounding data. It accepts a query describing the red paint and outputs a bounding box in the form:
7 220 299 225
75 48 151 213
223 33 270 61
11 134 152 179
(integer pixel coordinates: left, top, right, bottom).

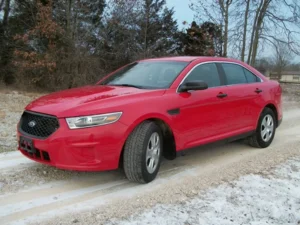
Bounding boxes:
17 57 282 171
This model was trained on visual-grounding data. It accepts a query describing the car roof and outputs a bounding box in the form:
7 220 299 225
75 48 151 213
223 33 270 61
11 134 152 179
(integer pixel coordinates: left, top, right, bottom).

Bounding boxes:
140 56 200 62
137 56 266 81
139 56 244 64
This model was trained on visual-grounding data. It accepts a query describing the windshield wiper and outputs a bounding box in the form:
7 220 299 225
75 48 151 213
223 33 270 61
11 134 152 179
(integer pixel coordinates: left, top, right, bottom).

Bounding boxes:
109 84 145 89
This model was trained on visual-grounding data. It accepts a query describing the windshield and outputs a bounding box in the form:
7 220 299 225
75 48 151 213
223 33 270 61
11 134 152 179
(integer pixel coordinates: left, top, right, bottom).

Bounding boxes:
100 61 189 89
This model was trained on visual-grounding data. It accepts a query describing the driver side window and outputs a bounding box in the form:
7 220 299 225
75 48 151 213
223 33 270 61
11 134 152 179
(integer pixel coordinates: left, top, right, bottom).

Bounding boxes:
184 63 221 88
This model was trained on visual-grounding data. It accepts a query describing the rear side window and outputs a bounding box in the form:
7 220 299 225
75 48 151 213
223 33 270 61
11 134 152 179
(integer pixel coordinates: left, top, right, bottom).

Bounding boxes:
222 63 247 85
243 68 260 83
184 63 221 88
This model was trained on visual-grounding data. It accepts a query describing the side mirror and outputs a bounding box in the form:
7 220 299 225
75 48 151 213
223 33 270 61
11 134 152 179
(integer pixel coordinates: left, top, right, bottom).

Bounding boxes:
178 80 208 92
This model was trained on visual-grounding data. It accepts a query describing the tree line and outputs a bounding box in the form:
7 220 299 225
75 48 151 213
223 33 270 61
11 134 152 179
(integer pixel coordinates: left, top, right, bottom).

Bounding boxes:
0 0 299 91
191 0 300 77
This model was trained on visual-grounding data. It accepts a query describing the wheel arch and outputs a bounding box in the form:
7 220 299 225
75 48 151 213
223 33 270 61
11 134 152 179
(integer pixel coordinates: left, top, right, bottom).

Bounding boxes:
264 103 278 126
118 115 177 168
249 103 278 148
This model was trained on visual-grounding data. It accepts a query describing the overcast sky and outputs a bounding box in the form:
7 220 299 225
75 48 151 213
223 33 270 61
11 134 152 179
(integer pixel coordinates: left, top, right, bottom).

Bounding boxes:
166 0 195 30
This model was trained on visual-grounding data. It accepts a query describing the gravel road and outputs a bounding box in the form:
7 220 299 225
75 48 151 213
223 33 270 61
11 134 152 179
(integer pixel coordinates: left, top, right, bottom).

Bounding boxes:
0 85 300 225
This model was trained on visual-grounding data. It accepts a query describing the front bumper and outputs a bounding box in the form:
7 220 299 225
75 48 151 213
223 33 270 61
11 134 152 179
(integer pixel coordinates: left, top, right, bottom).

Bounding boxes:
17 118 128 171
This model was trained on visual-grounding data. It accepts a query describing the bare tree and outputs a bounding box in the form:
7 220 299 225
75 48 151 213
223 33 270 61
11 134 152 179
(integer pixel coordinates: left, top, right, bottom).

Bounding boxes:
0 0 5 11
219 0 232 57
0 0 11 83
261 0 300 55
246 0 300 65
190 0 233 57
248 0 271 65
241 0 250 62
191 0 300 65
273 42 292 80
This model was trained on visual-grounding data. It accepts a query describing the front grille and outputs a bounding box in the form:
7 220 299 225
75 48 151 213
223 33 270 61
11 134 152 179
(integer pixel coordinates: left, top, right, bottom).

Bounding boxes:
19 111 59 138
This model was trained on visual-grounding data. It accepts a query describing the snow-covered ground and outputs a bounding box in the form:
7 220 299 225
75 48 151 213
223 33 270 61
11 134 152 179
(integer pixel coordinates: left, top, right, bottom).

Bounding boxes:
108 158 300 225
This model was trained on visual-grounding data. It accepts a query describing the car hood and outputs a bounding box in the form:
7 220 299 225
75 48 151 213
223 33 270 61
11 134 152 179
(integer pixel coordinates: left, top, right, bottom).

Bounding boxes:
26 85 163 117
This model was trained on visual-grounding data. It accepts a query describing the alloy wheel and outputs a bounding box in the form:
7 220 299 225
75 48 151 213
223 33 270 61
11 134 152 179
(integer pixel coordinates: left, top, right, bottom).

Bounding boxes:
146 132 161 174
260 114 274 142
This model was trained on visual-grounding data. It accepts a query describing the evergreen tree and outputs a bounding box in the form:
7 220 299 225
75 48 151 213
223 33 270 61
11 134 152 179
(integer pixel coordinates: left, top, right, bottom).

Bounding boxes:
96 0 181 71
136 0 180 58
0 0 181 90
182 21 222 56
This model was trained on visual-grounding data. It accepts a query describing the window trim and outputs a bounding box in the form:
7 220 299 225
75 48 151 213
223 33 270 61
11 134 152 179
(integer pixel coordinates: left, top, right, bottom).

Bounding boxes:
177 61 263 92
176 62 225 93
243 67 260 83
218 62 263 86
220 63 248 86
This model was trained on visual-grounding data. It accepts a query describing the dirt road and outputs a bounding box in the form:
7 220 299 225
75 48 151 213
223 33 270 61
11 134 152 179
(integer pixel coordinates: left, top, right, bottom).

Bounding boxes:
1 108 300 225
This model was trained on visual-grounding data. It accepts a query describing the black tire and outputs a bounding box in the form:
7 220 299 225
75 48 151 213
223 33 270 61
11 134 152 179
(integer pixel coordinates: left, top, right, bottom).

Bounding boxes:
248 107 276 148
123 121 163 183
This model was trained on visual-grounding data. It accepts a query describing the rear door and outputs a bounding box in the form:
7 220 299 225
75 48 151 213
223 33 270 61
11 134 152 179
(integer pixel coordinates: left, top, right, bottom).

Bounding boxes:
219 63 264 132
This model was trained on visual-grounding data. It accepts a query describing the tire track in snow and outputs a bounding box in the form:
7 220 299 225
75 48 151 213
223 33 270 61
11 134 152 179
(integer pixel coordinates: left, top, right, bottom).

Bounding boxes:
0 180 129 221
0 157 34 170
0 150 35 172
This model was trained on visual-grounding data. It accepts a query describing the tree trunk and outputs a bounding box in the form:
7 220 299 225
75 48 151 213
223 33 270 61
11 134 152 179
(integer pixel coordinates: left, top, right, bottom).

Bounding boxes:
223 8 228 57
0 0 5 12
219 0 232 57
241 0 250 62
0 0 11 82
2 0 10 31
66 0 72 39
144 1 150 58
66 0 74 88
250 0 271 66
247 0 263 65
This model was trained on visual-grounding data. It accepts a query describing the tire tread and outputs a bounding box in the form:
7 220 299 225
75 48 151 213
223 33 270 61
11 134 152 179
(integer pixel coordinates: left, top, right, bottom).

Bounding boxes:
123 121 154 183
247 107 276 148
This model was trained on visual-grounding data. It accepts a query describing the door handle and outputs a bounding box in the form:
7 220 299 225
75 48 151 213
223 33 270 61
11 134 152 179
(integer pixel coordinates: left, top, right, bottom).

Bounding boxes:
217 93 228 98
255 88 263 93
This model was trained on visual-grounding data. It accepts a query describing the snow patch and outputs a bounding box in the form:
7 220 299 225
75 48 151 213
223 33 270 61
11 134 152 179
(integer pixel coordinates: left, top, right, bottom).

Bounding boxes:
107 158 300 225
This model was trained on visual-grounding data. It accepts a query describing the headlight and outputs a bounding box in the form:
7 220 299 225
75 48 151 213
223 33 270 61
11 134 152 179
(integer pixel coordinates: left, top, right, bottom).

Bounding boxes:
66 112 122 129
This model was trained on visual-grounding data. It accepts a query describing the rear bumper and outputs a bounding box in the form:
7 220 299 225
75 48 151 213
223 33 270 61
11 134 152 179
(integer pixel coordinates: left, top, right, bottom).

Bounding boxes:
17 118 128 171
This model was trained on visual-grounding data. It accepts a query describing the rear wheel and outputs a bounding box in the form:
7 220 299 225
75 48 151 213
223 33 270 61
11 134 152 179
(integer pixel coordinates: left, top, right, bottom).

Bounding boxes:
123 121 162 183
248 107 276 148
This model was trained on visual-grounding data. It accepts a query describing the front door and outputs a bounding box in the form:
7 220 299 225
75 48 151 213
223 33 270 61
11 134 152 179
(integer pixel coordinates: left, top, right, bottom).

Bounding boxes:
171 62 230 149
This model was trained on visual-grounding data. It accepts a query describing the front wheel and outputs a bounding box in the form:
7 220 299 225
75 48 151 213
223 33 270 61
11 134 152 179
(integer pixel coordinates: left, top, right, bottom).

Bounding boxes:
123 121 163 183
248 107 276 148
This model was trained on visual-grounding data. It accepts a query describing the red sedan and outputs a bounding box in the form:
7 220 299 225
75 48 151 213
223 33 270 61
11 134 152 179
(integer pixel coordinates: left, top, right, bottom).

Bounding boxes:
17 56 282 183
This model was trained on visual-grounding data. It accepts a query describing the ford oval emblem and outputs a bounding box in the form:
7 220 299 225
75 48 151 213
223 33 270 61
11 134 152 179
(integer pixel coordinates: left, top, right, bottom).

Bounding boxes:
28 120 37 128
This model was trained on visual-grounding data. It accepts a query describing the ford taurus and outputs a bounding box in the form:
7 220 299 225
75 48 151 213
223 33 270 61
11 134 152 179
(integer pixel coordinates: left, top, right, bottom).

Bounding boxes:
17 56 283 183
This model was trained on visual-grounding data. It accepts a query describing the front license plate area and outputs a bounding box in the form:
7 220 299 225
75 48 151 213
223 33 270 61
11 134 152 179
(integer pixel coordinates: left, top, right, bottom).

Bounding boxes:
19 136 36 154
